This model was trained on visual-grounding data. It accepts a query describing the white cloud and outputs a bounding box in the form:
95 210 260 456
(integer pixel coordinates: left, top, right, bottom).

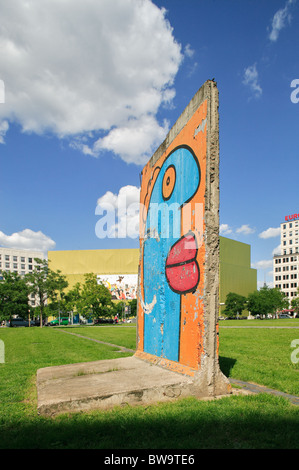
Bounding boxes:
243 64 262 98
97 185 141 210
236 224 255 235
220 224 233 235
252 259 273 270
0 229 56 254
259 227 281 239
268 0 296 42
93 116 170 165
272 244 282 256
0 0 183 164
95 185 141 238
184 44 195 58
0 120 9 144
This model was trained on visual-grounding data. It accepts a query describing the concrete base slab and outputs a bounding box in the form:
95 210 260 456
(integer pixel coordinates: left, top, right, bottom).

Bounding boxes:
36 356 230 416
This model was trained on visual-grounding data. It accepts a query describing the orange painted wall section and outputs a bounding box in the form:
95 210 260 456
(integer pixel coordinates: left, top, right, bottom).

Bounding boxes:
137 99 208 372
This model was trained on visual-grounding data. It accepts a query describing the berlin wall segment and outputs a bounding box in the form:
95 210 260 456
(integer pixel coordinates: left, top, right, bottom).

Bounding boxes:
135 80 231 398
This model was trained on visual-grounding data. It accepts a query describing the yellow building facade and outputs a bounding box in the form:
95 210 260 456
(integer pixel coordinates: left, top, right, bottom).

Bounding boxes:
48 236 257 312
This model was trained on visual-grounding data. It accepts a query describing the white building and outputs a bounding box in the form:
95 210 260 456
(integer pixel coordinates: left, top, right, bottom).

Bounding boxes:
0 247 45 306
273 214 299 304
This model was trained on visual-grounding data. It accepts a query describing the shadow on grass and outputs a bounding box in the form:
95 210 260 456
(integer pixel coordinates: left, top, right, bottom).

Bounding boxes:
0 393 298 449
219 356 236 377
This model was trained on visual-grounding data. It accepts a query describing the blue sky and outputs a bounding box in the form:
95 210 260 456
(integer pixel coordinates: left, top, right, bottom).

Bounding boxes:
0 0 298 288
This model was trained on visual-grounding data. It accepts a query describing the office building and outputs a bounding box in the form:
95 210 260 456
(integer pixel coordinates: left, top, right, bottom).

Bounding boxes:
0 247 45 306
273 214 299 302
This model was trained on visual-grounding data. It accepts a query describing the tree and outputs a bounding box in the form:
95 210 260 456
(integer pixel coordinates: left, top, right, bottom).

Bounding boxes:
291 287 299 316
128 298 137 317
247 286 288 318
63 282 82 317
79 273 113 321
26 258 68 327
0 272 29 322
112 300 126 319
46 265 69 319
223 292 247 318
267 286 289 315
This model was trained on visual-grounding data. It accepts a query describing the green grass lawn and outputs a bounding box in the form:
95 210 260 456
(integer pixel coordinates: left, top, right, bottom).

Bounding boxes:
219 325 299 396
60 324 137 350
0 324 298 449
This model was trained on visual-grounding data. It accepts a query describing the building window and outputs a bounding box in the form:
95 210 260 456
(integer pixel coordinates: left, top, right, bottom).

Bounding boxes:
21 257 25 263
5 255 9 261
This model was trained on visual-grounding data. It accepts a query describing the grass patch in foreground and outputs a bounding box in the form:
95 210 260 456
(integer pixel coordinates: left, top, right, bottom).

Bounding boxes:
219 327 299 396
0 326 298 449
1 392 298 449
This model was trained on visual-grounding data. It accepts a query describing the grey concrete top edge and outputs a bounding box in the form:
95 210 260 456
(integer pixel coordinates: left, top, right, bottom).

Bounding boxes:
148 79 218 168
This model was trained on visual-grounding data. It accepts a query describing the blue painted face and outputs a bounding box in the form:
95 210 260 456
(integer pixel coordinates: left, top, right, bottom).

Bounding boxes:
142 145 201 361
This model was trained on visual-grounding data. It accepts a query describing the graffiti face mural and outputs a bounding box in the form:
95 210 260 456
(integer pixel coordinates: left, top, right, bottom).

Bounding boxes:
142 146 201 362
135 87 210 374
136 80 231 397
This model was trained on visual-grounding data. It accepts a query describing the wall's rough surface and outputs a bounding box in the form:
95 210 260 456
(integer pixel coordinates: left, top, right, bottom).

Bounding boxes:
136 80 230 396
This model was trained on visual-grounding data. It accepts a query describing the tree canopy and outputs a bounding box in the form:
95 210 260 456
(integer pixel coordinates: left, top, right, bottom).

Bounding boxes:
77 273 114 320
25 258 68 327
291 287 299 315
223 292 247 318
0 271 29 322
247 286 289 317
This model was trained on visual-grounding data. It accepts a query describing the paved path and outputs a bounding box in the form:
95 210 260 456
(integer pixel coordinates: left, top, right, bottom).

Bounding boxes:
229 379 299 405
220 325 299 329
54 327 299 406
54 327 135 353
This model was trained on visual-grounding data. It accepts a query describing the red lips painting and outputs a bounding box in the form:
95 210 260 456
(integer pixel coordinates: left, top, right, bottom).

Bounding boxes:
165 232 200 294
